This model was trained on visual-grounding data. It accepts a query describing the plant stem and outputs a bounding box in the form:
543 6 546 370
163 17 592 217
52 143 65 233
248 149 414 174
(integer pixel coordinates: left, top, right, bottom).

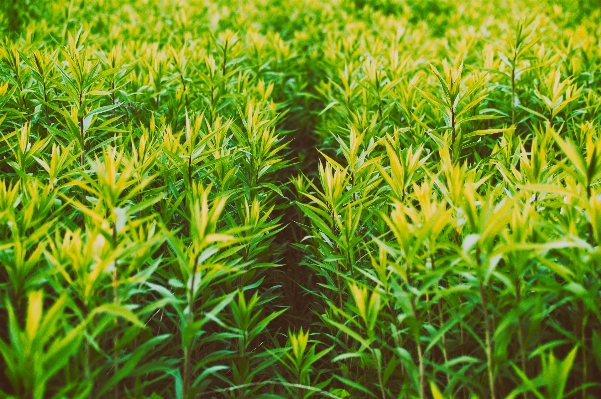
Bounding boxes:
43 82 50 131
407 267 424 399
209 83 215 125
84 304 91 385
450 107 457 164
183 255 200 399
515 276 528 399
432 254 449 386
587 184 595 245
79 116 85 166
188 148 193 186
580 302 588 399
332 211 344 311
181 74 188 108
511 43 518 126
112 224 119 399
479 279 496 399
372 348 387 399
222 39 228 78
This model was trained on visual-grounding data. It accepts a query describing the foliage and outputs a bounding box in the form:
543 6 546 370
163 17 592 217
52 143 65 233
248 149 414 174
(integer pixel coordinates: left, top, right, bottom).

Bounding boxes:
1 0 601 398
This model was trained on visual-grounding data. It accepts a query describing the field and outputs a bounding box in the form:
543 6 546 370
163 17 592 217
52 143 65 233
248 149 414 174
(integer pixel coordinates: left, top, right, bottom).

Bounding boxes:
1 0 601 398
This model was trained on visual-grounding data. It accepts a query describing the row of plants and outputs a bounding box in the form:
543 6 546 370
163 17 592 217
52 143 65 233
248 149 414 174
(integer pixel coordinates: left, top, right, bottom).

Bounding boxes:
1 0 601 398
0 17 298 398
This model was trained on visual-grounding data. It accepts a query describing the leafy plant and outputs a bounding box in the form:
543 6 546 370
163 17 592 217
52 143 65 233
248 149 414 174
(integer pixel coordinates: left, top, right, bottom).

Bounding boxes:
1 0 601 398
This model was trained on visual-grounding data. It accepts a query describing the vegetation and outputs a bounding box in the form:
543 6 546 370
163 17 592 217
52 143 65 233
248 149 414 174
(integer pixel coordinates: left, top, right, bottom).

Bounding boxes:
1 0 601 397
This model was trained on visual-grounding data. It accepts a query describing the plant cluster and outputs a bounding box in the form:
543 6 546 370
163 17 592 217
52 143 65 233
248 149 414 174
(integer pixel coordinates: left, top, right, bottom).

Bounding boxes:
1 0 601 398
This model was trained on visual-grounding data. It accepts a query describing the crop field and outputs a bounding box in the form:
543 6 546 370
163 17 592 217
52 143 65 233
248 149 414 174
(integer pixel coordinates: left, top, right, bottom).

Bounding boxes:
1 0 601 398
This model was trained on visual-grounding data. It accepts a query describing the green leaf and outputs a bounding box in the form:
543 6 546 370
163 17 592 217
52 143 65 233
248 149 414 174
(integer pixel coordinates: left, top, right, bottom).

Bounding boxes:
430 382 445 399
333 375 378 398
89 304 146 329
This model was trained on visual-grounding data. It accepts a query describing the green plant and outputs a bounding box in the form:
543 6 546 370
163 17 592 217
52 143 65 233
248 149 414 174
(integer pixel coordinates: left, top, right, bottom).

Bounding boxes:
2 0 601 398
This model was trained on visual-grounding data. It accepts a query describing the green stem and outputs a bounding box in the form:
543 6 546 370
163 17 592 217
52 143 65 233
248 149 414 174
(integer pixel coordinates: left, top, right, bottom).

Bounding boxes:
432 254 449 387
515 276 528 399
112 224 119 399
407 268 424 399
373 348 387 399
580 302 588 399
79 116 85 166
183 255 200 399
511 55 517 126
450 107 457 164
587 183 595 246
479 279 496 399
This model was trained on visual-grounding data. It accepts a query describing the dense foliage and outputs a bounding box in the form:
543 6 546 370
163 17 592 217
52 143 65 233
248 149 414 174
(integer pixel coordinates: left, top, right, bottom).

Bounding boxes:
1 0 601 398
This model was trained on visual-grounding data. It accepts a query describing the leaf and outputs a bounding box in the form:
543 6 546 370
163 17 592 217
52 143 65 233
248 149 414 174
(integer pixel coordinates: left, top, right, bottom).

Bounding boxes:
471 127 514 135
536 257 574 281
25 291 43 341
97 335 168 396
462 234 480 253
516 104 548 121
430 382 445 399
330 388 351 398
89 304 146 329
42 324 85 382
319 100 340 115
333 375 378 398
198 291 237 330
551 129 587 183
